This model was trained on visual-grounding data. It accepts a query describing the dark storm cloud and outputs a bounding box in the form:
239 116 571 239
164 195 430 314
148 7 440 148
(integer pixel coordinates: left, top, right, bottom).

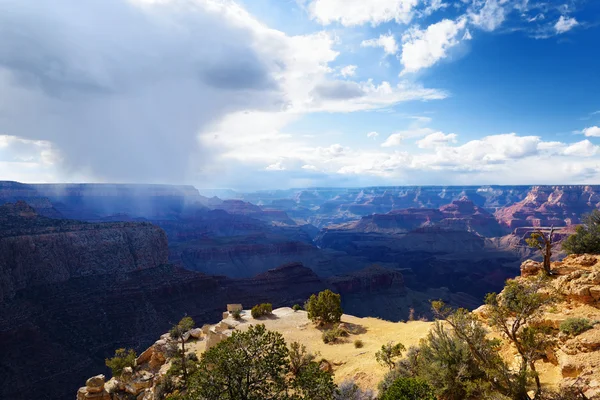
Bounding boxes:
0 0 284 183
311 80 365 100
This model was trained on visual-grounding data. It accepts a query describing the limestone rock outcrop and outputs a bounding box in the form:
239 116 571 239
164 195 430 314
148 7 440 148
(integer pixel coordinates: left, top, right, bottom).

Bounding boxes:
510 255 600 397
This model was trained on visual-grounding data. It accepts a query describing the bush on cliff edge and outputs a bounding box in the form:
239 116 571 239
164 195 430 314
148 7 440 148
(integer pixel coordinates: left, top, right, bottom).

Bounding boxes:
305 290 343 325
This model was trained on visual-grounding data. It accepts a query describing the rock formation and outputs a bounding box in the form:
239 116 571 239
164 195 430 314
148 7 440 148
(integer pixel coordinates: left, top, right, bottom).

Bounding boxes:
477 254 600 397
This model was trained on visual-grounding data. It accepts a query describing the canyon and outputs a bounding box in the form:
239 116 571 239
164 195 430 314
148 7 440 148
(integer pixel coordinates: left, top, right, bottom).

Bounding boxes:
2 182 600 399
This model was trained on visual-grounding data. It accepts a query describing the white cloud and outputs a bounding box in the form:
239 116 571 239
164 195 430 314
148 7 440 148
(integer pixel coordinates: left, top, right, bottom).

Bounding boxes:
308 0 419 26
423 0 448 16
563 140 599 157
469 0 506 32
416 131 457 148
381 134 404 147
555 15 578 33
381 127 435 147
302 164 319 171
265 161 286 171
361 33 399 55
367 131 380 139
0 135 65 182
399 17 468 74
582 126 600 137
339 65 357 77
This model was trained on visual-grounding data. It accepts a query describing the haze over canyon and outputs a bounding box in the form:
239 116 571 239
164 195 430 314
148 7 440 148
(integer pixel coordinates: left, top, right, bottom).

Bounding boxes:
0 181 597 399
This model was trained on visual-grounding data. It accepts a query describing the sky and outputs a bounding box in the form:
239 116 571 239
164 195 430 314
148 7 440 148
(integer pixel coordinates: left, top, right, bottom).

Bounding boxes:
0 0 599 190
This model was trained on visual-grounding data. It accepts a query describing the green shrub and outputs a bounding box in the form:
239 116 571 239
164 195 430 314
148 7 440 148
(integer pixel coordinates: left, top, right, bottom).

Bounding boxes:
380 377 436 400
232 310 242 320
289 341 316 376
562 210 600 255
322 326 348 344
186 324 336 400
251 303 273 319
354 339 364 348
293 304 303 311
305 289 343 325
560 318 593 336
375 342 405 370
105 348 137 377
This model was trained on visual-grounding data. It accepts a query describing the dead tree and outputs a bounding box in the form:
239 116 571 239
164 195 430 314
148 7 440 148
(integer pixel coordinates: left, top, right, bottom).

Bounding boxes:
525 226 556 275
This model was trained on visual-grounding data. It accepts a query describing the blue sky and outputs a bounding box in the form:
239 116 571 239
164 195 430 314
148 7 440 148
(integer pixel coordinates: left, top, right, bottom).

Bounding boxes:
0 0 599 189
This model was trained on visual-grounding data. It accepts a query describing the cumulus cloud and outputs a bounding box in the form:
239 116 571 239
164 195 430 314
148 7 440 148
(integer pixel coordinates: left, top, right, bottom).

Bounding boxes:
367 131 380 139
307 0 419 26
555 15 578 33
399 17 468 74
582 126 600 137
339 65 357 77
468 0 506 32
416 131 457 148
361 33 399 55
563 140 599 157
381 127 435 147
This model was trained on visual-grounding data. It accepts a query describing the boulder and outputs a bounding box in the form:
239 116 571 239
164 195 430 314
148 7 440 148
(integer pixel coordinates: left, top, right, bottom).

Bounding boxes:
521 260 542 277
189 328 203 339
227 304 243 312
77 387 110 400
105 378 119 394
85 374 105 393
125 371 154 395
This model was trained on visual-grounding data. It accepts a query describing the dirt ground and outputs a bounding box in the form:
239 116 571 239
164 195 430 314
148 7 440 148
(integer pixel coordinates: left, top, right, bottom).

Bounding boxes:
192 307 433 390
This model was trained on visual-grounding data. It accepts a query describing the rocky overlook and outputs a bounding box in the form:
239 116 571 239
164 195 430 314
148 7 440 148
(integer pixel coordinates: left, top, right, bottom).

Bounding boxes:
76 255 600 400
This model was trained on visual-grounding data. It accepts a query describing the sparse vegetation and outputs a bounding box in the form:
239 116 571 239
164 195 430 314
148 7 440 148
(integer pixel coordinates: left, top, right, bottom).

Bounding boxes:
354 339 364 348
289 341 317 376
484 278 553 397
563 210 600 254
430 276 560 400
382 322 490 400
335 379 375 400
305 289 343 325
231 309 242 320
526 227 557 275
375 342 406 370
186 324 336 400
560 317 593 336
293 304 303 311
169 316 195 382
322 325 348 344
251 303 273 319
105 348 136 377
380 377 436 400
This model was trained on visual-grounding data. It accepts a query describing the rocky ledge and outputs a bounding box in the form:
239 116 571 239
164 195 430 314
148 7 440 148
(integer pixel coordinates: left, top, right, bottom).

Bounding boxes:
478 254 600 397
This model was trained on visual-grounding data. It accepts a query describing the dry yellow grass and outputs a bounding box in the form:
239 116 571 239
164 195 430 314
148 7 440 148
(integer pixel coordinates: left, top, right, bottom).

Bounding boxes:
192 307 433 391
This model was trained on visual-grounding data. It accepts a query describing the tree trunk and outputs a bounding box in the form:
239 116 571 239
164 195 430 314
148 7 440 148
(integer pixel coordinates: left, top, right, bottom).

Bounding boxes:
181 339 187 381
529 360 542 398
543 245 552 275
